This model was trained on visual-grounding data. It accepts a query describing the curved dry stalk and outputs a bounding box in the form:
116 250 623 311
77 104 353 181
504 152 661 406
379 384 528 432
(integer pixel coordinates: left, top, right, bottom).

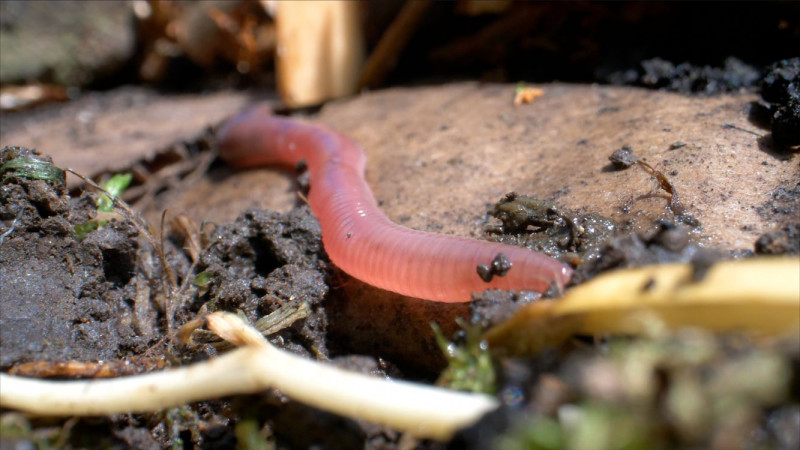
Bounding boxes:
487 257 800 355
0 313 498 441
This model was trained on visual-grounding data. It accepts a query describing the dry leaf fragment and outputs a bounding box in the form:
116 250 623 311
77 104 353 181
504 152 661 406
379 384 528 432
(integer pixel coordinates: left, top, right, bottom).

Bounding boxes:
514 85 544 105
487 257 800 355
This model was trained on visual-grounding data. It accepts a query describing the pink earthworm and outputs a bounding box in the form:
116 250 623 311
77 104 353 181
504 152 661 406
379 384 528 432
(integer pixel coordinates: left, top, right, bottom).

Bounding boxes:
217 106 572 303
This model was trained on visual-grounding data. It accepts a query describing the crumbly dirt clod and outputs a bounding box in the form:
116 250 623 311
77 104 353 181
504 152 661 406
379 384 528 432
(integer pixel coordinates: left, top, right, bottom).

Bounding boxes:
636 57 762 95
760 57 800 147
469 289 542 330
0 147 154 368
486 192 618 264
197 207 332 356
755 223 800 255
568 219 699 286
608 145 638 169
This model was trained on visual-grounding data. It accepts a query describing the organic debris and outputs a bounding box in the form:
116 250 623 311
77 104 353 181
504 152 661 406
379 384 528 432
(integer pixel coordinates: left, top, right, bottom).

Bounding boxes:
759 57 800 148
513 84 544 106
459 330 798 450
0 312 499 441
486 257 800 355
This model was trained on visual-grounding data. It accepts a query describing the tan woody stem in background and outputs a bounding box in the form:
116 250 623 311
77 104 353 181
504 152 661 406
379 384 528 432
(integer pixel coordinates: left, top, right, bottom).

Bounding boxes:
275 1 364 108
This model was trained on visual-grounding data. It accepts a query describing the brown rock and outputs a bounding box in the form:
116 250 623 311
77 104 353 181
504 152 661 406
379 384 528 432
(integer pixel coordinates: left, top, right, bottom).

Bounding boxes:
188 83 794 370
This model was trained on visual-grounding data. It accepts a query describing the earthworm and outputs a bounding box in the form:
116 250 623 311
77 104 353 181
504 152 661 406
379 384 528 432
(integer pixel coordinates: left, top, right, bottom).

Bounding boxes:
217 106 572 302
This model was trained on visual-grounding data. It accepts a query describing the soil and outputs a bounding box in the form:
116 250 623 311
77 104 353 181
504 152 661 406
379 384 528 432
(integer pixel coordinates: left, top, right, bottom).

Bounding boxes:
1 2 798 447
0 147 154 369
757 57 800 147
1 81 798 448
0 146 401 448
196 207 331 357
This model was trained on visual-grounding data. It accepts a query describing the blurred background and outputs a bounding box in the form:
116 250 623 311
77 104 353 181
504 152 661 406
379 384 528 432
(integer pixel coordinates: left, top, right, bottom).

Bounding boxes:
1 3 799 449
1 0 798 111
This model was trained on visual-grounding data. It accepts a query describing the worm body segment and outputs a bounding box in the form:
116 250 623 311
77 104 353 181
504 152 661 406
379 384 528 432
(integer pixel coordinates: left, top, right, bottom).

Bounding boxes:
218 107 572 302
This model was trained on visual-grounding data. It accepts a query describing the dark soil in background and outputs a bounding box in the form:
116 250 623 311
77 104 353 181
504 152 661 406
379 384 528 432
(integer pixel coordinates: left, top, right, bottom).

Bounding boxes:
379 2 797 86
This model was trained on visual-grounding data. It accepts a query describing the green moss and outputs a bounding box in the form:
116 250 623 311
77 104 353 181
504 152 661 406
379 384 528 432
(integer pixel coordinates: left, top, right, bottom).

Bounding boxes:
433 318 496 394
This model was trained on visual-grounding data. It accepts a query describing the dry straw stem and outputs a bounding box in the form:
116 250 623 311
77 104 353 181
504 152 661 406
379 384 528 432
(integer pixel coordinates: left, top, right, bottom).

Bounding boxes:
357 0 431 89
275 1 364 107
487 256 800 355
0 312 498 441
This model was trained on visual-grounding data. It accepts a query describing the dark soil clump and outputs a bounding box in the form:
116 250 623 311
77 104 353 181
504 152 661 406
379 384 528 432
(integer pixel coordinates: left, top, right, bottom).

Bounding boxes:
0 146 154 369
196 207 332 357
755 223 800 255
614 57 762 95
756 182 800 225
760 57 800 148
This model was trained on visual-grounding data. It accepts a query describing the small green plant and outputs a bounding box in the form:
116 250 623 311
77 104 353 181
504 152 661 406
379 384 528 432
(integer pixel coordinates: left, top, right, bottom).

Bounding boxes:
432 318 496 394
74 173 132 240
192 270 214 288
95 173 132 212
0 154 65 184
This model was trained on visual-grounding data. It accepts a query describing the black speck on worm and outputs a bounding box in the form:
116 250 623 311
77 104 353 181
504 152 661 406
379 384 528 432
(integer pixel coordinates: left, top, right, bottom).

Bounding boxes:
477 252 513 282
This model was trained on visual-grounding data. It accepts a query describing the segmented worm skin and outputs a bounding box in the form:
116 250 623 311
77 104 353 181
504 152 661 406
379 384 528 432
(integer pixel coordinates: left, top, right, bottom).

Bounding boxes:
217 106 572 303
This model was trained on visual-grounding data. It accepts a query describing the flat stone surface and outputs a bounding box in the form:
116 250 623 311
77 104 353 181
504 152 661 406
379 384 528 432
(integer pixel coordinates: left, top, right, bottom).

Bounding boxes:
185 83 795 370
314 83 793 250
1 87 253 188
184 82 794 251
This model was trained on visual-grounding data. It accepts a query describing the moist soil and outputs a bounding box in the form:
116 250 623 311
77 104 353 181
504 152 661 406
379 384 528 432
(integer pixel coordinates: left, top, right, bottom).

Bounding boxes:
1 147 148 369
0 146 401 448
1 83 798 448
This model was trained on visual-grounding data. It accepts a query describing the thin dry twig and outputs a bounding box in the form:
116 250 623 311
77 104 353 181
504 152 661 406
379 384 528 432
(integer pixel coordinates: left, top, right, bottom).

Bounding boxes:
635 159 684 215
358 0 432 89
68 169 191 333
